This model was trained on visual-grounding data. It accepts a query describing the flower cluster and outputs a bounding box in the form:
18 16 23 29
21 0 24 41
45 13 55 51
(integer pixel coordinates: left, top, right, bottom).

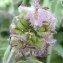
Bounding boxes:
9 0 57 61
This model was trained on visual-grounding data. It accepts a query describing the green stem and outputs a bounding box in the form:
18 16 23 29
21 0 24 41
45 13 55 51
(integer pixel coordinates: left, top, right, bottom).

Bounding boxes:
7 47 15 63
42 0 50 7
54 0 59 15
47 46 53 63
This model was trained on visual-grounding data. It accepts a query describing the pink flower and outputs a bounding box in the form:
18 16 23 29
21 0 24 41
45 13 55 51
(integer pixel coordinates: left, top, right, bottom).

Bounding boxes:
9 23 16 34
32 0 40 10
38 9 57 22
28 8 57 29
9 0 57 58
41 34 56 45
12 17 17 25
29 14 42 28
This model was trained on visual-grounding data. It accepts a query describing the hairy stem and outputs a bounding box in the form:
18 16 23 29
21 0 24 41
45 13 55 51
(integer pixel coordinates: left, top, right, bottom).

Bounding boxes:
7 47 15 63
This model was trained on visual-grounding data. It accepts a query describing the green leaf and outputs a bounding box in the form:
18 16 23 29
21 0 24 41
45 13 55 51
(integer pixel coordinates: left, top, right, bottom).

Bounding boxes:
17 59 43 63
54 31 63 43
53 44 63 57
48 44 63 63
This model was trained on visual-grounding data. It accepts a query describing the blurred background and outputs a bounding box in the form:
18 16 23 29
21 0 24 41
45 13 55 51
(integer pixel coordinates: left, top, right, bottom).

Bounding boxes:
0 0 63 63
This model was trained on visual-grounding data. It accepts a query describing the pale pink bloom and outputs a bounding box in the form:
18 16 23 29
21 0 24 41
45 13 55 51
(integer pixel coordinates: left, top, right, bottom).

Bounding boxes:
9 23 16 34
32 0 40 10
12 17 17 25
9 0 57 57
41 34 56 45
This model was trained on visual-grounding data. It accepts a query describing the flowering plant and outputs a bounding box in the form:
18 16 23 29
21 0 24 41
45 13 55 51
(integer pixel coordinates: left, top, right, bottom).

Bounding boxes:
3 0 57 63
